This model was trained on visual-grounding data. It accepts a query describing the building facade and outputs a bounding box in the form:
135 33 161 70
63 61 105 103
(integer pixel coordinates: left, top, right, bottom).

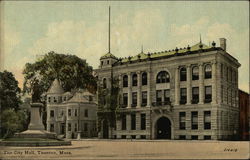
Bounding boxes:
46 79 98 139
239 89 250 140
96 38 241 140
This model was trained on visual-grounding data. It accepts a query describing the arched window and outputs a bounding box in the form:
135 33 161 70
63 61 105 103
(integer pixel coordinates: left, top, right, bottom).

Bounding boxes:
132 74 138 86
103 78 107 89
180 67 187 81
142 72 147 85
123 75 128 87
192 66 199 80
156 71 170 83
204 64 212 79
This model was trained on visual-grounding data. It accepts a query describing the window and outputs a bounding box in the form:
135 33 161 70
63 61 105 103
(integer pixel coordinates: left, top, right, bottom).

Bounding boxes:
123 93 128 107
142 72 147 85
205 86 212 103
68 109 71 116
179 112 186 130
68 123 71 131
204 135 211 140
121 135 126 139
131 135 136 139
140 135 146 139
221 85 224 103
132 92 137 107
84 123 88 131
141 114 146 130
191 111 198 130
48 97 51 103
53 97 57 103
50 110 54 118
75 123 77 132
123 75 128 87
131 114 136 130
180 67 187 81
103 78 107 89
192 66 199 80
221 63 223 79
132 74 138 86
121 114 126 130
156 90 162 105
191 135 198 140
84 109 88 117
204 64 212 79
64 97 67 101
89 96 93 102
75 109 78 117
179 135 186 140
50 124 54 132
204 111 211 130
156 71 170 83
192 87 199 104
180 88 187 104
141 91 147 107
101 61 104 66
226 67 228 81
107 60 109 65
164 89 170 104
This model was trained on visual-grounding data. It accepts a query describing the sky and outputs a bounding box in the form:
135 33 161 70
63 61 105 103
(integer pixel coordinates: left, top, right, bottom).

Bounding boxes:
0 1 249 92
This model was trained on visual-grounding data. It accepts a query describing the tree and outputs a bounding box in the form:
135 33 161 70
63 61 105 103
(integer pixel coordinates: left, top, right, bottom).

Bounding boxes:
0 70 21 111
22 51 97 100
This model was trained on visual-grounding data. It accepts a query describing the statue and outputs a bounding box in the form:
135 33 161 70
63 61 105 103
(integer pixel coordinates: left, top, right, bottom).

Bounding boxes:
31 79 42 103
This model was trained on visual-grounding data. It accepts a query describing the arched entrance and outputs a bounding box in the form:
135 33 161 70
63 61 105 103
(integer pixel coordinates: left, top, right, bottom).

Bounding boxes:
102 120 109 139
156 117 171 139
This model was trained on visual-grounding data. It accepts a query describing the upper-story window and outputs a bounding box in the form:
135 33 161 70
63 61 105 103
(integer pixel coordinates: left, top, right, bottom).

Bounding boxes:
205 86 212 103
156 71 170 83
84 109 88 117
142 72 147 85
107 60 109 65
132 74 138 86
192 66 199 80
68 109 71 117
204 64 212 79
48 97 51 103
50 110 54 118
180 67 187 81
103 78 107 89
123 75 128 87
53 97 57 103
101 61 104 66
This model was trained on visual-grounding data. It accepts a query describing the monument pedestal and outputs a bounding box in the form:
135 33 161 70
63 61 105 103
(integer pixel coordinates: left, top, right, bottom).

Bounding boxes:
14 103 56 139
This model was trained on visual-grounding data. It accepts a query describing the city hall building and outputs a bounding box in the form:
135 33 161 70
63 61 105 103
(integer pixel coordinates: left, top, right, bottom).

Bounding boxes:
96 38 241 140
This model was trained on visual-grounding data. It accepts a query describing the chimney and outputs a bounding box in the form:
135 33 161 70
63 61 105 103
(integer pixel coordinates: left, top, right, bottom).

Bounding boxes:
219 38 226 51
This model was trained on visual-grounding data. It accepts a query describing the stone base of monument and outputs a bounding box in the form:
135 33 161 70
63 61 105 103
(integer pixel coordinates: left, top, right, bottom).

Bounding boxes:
0 103 71 147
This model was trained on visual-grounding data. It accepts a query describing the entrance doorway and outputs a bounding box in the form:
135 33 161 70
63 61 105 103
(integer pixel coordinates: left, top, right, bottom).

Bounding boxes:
102 120 109 138
156 117 171 139
60 123 65 134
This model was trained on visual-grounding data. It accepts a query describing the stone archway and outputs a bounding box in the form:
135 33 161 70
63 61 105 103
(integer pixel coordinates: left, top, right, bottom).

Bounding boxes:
156 117 171 139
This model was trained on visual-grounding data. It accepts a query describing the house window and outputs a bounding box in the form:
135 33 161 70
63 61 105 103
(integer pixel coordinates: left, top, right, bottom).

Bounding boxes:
141 91 147 107
48 97 51 103
132 92 137 107
156 71 170 83
180 88 187 104
50 110 54 118
131 114 136 130
192 66 199 80
103 78 107 89
107 60 109 65
64 96 67 101
191 135 198 140
68 123 71 131
121 114 126 130
53 97 57 103
179 135 186 140
164 89 170 104
89 96 93 102
205 86 212 103
84 123 88 131
84 109 88 117
101 61 104 66
123 93 128 107
191 111 198 130
141 114 146 130
132 74 138 86
204 64 212 79
204 135 211 140
192 87 199 104
75 109 78 117
75 123 77 132
142 72 147 85
180 67 187 81
204 111 211 130
156 90 162 105
68 109 71 116
50 124 54 132
179 112 186 130
123 75 128 87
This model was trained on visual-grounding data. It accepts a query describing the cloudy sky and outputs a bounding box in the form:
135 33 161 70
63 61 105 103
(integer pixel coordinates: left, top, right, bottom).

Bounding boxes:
0 1 249 92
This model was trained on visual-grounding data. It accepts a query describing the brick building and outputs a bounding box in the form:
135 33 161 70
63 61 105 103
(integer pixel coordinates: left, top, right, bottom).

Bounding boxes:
239 89 249 140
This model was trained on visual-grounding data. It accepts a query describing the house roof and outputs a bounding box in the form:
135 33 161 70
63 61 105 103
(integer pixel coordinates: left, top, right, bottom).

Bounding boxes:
67 89 94 103
100 52 117 60
47 79 64 94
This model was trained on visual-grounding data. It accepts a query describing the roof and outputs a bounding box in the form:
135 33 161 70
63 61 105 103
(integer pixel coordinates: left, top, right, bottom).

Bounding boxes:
47 79 64 94
100 52 117 60
120 42 211 63
67 89 94 103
